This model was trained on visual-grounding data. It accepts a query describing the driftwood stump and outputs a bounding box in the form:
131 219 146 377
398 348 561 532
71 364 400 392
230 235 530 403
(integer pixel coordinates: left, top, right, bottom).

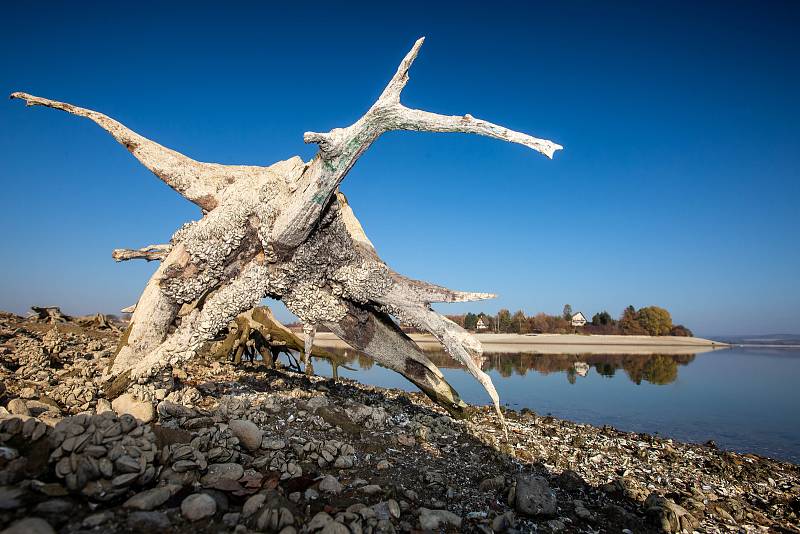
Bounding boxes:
11 38 561 425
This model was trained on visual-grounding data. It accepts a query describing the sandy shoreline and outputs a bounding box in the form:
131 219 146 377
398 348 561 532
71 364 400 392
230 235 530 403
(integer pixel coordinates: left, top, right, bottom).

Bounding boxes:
312 332 728 356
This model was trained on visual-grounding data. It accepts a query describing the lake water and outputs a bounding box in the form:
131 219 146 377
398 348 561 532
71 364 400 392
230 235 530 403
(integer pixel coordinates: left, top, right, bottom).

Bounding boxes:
301 346 800 464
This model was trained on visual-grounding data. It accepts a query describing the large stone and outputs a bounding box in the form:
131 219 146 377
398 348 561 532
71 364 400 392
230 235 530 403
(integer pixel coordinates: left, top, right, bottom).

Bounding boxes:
0 486 26 510
123 485 178 511
418 508 462 530
318 475 342 495
514 475 557 517
7 399 30 416
307 512 334 531
82 512 113 528
112 394 154 423
181 493 217 521
645 494 700 533
201 463 244 486
33 499 72 514
0 518 55 534
95 398 113 414
320 521 349 534
306 396 329 410
229 419 263 451
242 493 267 518
360 484 382 495
127 511 171 530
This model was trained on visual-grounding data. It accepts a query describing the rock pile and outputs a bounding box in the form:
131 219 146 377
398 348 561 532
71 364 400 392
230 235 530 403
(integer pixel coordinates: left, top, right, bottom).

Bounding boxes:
50 412 158 500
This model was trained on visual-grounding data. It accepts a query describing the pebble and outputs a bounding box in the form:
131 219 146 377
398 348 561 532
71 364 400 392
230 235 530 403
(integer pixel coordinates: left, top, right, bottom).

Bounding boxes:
112 393 155 423
229 419 263 451
95 398 113 413
181 493 217 521
514 474 557 517
0 487 25 510
127 511 171 530
262 438 286 450
223 512 241 526
7 399 30 416
307 511 334 531
0 517 55 534
33 499 72 514
82 511 114 528
319 475 343 494
418 508 462 530
201 462 244 486
242 493 266 518
123 486 177 511
360 484 382 495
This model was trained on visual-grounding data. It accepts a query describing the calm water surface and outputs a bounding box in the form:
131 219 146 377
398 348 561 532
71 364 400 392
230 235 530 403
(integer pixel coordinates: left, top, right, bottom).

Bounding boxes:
302 346 800 463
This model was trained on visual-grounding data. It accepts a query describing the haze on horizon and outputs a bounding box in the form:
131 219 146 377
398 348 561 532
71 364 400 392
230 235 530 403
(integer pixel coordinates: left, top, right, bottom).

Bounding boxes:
0 1 798 337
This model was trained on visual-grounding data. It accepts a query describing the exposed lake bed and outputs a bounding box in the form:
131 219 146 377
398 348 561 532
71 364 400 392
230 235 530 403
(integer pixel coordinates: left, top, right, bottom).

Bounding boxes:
1 314 799 533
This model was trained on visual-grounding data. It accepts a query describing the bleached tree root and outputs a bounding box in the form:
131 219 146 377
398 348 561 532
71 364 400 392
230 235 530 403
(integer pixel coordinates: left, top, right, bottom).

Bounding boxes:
12 38 561 436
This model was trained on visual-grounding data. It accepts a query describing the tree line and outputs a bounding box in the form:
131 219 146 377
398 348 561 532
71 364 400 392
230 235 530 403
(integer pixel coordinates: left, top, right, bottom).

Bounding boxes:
446 305 693 337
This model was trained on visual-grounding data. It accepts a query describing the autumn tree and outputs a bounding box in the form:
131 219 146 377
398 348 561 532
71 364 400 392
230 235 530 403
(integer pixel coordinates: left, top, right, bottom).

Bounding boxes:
619 305 646 334
670 324 693 337
637 306 673 336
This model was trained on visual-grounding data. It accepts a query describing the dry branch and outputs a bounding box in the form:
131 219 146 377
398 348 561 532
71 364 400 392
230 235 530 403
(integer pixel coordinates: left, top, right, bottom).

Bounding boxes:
112 244 170 262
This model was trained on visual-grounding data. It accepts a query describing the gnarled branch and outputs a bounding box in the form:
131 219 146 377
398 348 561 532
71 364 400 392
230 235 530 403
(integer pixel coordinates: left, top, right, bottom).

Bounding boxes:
9 92 270 210
112 244 170 262
272 37 562 248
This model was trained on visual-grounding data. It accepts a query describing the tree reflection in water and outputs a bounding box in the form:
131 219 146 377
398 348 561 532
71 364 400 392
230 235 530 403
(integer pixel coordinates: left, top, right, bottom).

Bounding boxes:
311 348 696 386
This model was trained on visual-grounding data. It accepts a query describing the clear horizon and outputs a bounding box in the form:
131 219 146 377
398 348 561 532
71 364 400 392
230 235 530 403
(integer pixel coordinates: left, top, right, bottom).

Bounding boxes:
1 2 798 336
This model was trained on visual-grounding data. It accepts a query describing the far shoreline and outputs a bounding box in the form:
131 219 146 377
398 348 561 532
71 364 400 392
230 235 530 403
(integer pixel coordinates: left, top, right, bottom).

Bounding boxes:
312 332 730 356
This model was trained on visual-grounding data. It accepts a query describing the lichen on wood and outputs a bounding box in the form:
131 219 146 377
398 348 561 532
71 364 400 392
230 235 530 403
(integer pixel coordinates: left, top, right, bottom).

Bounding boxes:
11 37 561 431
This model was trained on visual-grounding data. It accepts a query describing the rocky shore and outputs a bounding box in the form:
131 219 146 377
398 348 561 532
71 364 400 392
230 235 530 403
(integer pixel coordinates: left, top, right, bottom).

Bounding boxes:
1 311 798 533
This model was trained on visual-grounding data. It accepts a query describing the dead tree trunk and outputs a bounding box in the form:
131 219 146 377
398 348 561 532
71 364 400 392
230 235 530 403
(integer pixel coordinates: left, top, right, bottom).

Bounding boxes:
29 306 72 323
11 38 561 426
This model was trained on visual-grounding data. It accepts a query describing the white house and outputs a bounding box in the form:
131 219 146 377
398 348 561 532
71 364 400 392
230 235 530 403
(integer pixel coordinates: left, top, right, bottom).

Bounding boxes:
571 312 587 327
476 317 488 331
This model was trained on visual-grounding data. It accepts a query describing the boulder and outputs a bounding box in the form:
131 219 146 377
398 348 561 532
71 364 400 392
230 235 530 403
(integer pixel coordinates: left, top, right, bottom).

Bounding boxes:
514 474 557 517
112 393 154 423
181 493 217 521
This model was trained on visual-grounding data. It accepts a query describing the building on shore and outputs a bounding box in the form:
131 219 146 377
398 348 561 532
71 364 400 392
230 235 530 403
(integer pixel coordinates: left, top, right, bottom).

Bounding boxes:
571 312 587 327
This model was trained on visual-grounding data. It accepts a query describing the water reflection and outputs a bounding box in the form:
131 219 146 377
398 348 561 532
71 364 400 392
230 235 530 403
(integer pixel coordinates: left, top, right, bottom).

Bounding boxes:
311 348 696 386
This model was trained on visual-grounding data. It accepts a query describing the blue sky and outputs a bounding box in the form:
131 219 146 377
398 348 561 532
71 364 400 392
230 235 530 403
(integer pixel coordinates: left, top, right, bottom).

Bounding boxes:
1 1 798 336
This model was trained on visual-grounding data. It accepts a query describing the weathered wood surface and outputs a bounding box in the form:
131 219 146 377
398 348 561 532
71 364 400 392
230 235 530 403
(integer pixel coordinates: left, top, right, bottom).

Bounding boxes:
12 38 561 427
